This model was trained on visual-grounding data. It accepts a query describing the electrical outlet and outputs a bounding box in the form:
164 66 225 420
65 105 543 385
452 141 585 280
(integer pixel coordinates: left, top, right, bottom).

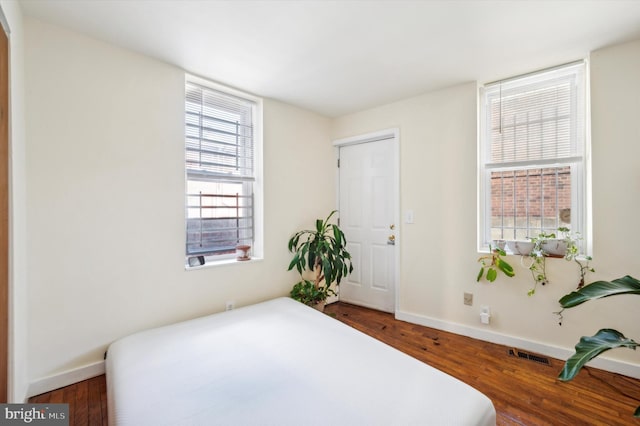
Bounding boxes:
225 301 235 311
463 292 473 306
480 305 491 324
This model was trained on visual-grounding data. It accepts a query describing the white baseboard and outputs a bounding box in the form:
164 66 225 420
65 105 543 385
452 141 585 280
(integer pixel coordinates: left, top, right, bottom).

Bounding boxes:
26 361 105 400
395 310 640 380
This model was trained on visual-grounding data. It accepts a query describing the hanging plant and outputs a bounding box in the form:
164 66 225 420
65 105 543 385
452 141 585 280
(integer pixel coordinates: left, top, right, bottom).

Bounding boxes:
558 227 594 289
520 231 557 296
477 245 515 282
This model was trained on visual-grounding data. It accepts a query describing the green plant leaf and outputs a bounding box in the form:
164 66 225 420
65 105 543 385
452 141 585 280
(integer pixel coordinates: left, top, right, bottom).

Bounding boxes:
558 329 639 381
476 267 484 282
322 258 331 282
486 268 497 282
307 250 316 271
496 258 515 277
494 247 507 256
332 225 342 246
559 275 640 308
287 253 299 271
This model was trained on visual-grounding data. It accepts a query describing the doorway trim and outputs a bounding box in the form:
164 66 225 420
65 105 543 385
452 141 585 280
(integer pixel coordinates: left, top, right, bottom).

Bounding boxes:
333 128 400 313
0 3 9 403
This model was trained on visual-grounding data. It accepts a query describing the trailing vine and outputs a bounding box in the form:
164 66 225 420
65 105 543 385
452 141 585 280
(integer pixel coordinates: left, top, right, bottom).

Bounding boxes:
526 254 548 296
558 227 594 289
525 231 557 296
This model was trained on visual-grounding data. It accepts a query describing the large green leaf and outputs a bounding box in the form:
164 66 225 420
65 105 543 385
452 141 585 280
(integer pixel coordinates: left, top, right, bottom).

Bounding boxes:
325 210 337 224
486 268 497 282
559 275 640 308
287 253 300 272
322 258 331 282
496 258 515 277
558 329 639 381
332 225 342 246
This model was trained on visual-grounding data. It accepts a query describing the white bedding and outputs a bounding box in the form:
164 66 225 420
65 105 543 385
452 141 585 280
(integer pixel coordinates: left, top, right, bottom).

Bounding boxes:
106 297 496 426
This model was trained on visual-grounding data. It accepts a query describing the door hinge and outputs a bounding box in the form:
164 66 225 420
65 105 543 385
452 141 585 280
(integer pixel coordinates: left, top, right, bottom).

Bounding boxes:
337 217 340 226
337 158 340 168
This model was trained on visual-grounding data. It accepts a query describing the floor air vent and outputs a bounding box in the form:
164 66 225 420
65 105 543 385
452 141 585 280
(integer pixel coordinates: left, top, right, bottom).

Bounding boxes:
508 349 551 366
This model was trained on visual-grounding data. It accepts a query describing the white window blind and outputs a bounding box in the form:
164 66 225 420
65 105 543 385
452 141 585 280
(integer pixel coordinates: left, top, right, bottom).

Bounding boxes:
479 61 588 250
484 62 585 168
185 81 255 257
185 82 255 181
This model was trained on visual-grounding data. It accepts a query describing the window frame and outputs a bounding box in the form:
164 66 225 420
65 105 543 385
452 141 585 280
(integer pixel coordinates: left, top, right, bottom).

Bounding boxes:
478 61 590 254
184 75 263 267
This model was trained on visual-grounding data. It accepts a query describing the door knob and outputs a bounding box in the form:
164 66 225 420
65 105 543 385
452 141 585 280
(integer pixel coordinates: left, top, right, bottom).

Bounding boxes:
387 234 395 245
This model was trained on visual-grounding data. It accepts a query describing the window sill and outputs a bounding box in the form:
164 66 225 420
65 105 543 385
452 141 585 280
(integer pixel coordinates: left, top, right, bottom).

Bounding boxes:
185 256 263 271
477 248 591 262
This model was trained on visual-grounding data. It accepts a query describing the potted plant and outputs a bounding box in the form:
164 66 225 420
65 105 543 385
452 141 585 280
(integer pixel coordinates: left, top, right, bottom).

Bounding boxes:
483 228 594 296
287 210 353 311
557 275 640 417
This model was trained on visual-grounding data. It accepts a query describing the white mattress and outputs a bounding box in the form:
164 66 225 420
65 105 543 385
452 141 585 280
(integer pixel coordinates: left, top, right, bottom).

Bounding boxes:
106 297 496 426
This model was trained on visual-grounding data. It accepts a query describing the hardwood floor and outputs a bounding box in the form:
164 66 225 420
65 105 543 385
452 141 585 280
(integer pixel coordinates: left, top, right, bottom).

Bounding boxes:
28 374 107 425
29 302 640 425
324 303 640 426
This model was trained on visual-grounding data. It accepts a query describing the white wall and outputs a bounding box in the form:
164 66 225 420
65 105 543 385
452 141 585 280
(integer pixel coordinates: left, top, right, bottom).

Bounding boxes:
0 0 27 403
24 17 333 393
332 39 640 376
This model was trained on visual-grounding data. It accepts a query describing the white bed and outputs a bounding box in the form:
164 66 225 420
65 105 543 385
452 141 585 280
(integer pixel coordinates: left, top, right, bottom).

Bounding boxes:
106 297 496 426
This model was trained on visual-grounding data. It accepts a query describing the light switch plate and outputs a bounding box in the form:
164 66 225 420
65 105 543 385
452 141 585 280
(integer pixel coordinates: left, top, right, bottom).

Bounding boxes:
405 209 414 224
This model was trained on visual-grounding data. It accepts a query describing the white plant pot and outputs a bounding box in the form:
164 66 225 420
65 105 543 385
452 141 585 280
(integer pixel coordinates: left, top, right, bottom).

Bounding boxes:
492 239 507 250
506 240 535 255
541 239 568 257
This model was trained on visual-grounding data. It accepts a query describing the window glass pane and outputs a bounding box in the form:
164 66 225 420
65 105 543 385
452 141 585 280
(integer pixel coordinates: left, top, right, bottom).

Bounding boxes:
186 179 253 256
489 166 571 240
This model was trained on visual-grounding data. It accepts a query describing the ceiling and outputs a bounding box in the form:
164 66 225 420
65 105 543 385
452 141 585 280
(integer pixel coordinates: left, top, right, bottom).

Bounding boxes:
19 0 640 117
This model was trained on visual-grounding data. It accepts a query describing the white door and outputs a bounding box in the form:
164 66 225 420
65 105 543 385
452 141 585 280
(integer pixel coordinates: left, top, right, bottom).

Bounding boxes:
336 132 398 313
